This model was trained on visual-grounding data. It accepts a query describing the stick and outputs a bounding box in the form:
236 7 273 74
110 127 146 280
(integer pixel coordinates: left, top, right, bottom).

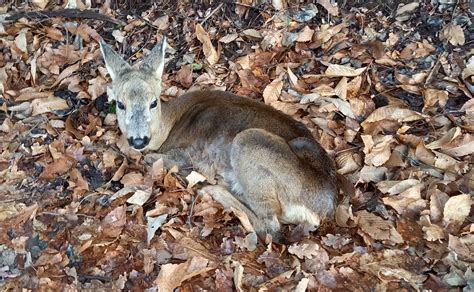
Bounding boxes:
200 3 224 24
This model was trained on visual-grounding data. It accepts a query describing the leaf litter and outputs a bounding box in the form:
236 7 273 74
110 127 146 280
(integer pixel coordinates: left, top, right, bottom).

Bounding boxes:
0 0 473 290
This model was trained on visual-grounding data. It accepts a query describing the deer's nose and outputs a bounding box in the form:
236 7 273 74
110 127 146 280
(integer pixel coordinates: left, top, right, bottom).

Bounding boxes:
128 136 150 150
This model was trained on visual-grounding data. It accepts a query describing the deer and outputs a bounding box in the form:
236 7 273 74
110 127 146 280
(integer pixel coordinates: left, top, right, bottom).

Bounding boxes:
99 37 338 243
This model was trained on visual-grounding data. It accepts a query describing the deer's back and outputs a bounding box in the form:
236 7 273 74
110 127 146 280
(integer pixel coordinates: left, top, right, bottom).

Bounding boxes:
161 90 313 151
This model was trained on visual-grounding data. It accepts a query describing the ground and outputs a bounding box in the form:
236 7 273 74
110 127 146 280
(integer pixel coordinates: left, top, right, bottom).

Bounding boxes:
0 0 473 291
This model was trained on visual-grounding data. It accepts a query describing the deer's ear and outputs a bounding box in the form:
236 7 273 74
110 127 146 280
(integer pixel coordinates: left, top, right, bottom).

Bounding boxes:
140 36 167 79
99 39 132 80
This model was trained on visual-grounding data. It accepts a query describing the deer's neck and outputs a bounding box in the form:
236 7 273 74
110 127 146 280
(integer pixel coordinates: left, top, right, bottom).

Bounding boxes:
149 95 192 150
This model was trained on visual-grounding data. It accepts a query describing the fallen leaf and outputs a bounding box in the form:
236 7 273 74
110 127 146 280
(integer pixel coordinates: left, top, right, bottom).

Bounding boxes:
362 105 425 127
147 214 168 244
101 205 126 238
195 23 219 65
219 33 238 43
443 194 471 228
426 127 461 150
121 172 144 186
176 64 193 88
377 179 422 195
15 30 28 54
127 189 152 206
382 185 426 215
288 240 323 259
324 64 366 77
287 66 298 87
358 166 387 183
31 96 69 116
40 159 73 178
154 257 214 291
152 15 169 30
356 210 404 244
242 29 262 39
396 2 419 16
297 26 314 42
440 23 465 46
44 27 64 41
263 78 283 104
423 89 448 112
31 0 49 9
112 30 125 43
317 0 339 16
186 171 206 188
334 77 348 100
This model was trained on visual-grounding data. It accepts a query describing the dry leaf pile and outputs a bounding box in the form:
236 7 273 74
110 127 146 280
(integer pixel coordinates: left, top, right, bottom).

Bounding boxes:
0 1 473 290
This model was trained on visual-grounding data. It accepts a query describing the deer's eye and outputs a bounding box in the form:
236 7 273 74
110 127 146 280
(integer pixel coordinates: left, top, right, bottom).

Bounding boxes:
117 101 125 110
150 99 158 109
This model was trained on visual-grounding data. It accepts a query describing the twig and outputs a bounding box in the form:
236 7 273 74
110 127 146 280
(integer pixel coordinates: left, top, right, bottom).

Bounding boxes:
201 3 224 24
186 191 201 228
1 8 124 25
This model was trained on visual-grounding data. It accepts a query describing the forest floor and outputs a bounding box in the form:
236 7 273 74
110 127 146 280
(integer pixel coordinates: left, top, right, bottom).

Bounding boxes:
0 0 473 290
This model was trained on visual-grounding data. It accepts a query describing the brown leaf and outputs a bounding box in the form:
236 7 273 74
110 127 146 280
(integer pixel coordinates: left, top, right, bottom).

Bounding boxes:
262 78 283 104
31 0 49 9
6 203 38 227
40 159 73 179
362 105 425 127
120 171 143 186
185 171 206 189
335 202 356 228
356 210 404 244
382 185 426 215
440 23 465 46
288 240 323 259
152 15 169 30
65 23 101 43
16 90 53 102
422 89 448 112
415 142 436 165
195 23 219 65
152 158 164 181
443 134 474 157
51 62 80 87
296 26 314 42
335 151 362 175
324 64 366 77
69 168 89 192
448 234 474 262
87 76 107 100
358 165 387 183
228 207 255 233
102 149 118 169
287 66 298 87
242 29 262 39
426 127 461 150
101 205 126 238
218 33 239 44
362 135 394 167
334 77 348 100
430 189 449 223
443 194 471 228
127 189 152 206
14 30 28 54
154 257 214 291
44 27 64 41
317 0 339 16
377 179 422 195
176 64 193 88
142 249 157 275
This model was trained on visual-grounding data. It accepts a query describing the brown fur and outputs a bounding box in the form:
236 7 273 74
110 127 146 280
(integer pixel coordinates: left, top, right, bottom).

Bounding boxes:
100 37 338 242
